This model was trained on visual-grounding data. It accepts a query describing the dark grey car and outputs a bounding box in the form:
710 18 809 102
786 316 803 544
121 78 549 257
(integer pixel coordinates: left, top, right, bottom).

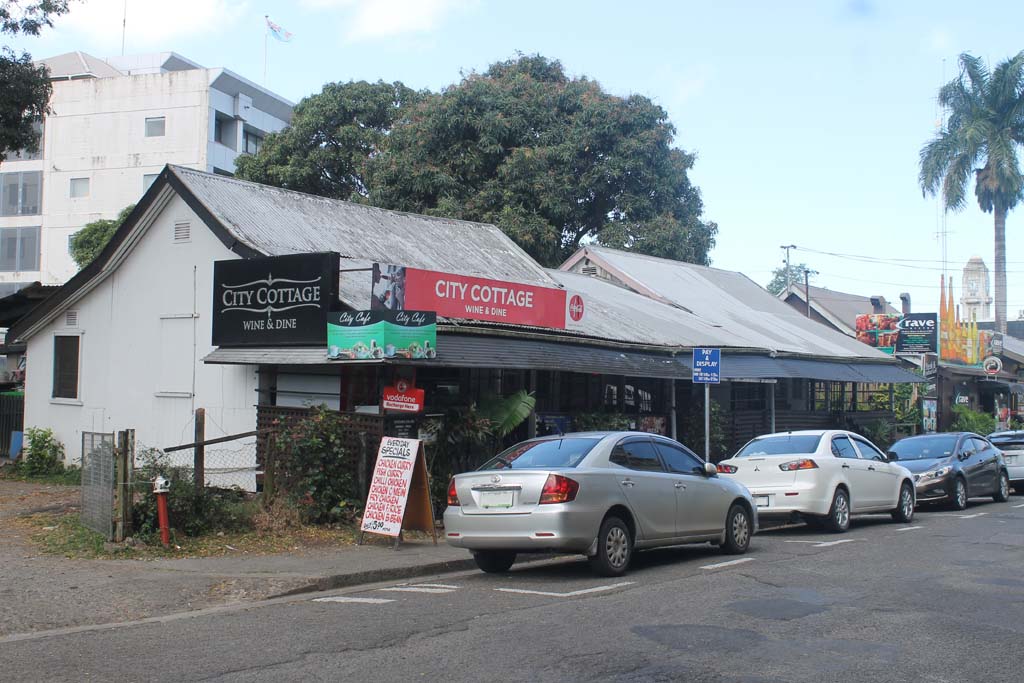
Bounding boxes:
888 432 1011 509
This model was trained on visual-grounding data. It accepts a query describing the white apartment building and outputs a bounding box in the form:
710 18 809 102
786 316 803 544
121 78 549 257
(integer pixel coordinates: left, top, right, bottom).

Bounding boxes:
0 51 293 293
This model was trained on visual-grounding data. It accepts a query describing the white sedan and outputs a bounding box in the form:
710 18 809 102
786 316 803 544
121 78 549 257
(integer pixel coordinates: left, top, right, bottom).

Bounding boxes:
715 430 916 532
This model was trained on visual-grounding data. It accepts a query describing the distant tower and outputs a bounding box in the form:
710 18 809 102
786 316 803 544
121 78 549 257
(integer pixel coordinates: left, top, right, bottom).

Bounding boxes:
961 256 993 322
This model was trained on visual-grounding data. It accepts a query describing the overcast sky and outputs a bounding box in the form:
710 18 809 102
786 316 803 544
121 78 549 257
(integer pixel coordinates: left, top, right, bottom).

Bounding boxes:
9 0 1024 318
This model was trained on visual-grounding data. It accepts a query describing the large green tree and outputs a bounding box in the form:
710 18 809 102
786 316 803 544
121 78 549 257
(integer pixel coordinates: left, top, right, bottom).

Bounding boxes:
369 55 715 266
0 1 71 161
69 204 134 269
233 80 422 200
920 51 1024 334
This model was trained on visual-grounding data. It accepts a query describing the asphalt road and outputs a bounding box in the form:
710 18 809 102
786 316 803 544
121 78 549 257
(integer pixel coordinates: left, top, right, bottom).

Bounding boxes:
3 495 1024 682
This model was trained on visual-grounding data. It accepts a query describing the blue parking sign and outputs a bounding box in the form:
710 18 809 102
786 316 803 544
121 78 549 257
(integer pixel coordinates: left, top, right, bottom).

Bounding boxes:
693 348 721 384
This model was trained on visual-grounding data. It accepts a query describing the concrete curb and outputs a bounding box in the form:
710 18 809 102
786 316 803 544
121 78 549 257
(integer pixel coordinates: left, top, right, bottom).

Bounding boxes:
270 557 480 598
268 553 568 599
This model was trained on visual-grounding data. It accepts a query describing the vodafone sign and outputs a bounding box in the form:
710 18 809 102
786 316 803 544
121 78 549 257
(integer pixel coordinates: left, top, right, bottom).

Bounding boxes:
373 264 584 330
382 385 425 413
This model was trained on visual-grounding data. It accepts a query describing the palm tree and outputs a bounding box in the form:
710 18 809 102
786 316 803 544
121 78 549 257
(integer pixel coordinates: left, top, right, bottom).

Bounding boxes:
920 51 1024 334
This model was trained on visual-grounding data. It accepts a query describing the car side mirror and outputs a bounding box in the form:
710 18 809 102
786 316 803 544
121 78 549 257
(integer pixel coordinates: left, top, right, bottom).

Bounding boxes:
703 461 717 477
886 451 899 462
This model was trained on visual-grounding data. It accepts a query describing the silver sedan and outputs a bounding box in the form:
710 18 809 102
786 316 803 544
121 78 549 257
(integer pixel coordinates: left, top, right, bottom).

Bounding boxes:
443 431 758 576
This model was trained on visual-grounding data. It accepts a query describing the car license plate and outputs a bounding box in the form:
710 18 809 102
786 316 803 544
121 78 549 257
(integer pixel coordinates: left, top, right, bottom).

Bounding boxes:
479 490 514 509
755 495 770 508
1005 454 1018 465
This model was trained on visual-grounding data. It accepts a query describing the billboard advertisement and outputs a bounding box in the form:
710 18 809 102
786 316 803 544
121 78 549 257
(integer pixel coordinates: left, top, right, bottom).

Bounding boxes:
855 313 938 354
370 263 582 330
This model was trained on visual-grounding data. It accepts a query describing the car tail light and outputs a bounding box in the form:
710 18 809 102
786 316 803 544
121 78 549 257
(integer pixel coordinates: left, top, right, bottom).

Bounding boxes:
539 474 579 504
779 459 818 471
717 464 738 473
447 478 460 506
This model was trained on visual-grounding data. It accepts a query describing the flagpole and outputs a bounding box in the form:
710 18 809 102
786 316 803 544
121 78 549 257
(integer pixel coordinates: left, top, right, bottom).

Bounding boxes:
263 15 268 86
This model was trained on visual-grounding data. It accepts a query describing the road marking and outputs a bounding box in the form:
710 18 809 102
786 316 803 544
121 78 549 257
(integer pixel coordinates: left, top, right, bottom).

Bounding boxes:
495 581 634 597
811 539 856 547
1013 503 1024 508
377 586 456 594
700 557 755 570
313 596 394 604
958 513 988 519
897 526 923 531
784 540 822 544
410 583 459 589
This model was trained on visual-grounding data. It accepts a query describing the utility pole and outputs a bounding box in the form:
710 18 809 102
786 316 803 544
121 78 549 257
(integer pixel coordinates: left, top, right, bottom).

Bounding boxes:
780 245 796 292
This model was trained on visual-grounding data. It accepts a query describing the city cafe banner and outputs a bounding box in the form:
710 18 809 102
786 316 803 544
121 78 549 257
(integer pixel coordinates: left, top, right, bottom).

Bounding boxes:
326 310 437 360
212 252 339 347
371 263 586 330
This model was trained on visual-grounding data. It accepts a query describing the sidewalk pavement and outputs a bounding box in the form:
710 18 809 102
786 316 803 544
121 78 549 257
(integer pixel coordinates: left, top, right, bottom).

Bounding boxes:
0 480 502 637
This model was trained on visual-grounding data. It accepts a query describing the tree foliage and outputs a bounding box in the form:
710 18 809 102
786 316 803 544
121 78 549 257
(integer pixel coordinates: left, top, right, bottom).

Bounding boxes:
69 204 134 269
236 55 716 268
0 1 71 161
233 80 422 199
766 262 815 296
920 51 1024 332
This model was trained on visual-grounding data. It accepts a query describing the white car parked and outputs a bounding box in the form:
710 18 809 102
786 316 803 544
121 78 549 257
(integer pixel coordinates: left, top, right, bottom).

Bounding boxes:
715 430 916 532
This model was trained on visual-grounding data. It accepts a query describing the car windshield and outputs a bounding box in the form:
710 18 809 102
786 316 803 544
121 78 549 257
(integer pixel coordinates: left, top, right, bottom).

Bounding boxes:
989 432 1024 446
889 435 958 460
477 438 600 470
734 434 822 457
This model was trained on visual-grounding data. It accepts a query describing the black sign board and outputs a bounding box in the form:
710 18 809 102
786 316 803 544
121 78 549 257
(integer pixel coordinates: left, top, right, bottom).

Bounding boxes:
896 313 938 354
212 253 339 347
921 353 938 380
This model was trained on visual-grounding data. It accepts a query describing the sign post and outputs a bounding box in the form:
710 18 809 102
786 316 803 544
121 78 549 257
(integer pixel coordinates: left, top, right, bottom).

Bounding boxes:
358 437 437 549
692 348 721 462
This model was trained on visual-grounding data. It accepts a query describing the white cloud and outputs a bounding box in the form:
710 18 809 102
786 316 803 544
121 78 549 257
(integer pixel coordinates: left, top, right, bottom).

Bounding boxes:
50 0 248 53
927 26 953 53
300 0 473 42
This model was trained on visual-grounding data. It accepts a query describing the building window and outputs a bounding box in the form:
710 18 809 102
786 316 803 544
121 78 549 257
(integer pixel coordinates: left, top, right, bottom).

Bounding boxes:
69 177 90 198
143 173 159 192
145 116 166 137
1 171 42 216
214 114 236 150
0 226 40 271
52 335 80 399
243 129 263 154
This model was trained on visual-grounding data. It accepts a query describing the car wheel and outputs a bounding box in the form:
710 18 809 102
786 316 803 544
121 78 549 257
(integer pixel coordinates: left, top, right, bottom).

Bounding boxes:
824 488 850 533
722 504 752 555
472 550 516 574
950 477 968 510
891 482 915 523
994 471 1010 503
589 515 632 577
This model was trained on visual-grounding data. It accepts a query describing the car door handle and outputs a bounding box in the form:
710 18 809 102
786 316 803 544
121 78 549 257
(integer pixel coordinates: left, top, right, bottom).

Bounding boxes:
674 482 687 489
621 480 635 487
842 463 851 469
868 466 876 471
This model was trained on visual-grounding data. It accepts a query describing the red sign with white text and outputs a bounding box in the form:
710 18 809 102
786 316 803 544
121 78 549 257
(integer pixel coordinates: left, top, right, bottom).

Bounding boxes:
382 385 425 413
403 268 569 329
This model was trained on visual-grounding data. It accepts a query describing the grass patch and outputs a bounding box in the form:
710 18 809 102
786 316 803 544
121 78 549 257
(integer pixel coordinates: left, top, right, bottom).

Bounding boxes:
0 465 82 486
17 511 395 560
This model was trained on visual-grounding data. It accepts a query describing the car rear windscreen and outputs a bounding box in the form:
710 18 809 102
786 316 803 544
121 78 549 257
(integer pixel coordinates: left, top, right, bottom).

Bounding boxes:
734 434 823 457
478 438 601 470
888 435 958 460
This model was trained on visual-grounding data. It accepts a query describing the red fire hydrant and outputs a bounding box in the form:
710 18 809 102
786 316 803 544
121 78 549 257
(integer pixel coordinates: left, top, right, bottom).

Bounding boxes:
153 476 171 548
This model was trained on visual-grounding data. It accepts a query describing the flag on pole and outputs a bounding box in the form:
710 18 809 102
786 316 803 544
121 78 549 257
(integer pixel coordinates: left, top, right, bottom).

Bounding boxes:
265 16 293 42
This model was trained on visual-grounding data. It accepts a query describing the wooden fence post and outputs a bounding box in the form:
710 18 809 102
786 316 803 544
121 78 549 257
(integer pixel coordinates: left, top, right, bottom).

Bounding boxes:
262 431 275 503
194 408 205 494
113 430 131 542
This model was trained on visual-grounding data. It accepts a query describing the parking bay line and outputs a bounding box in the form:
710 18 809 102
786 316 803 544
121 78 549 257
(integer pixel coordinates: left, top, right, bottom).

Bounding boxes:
897 526 923 531
377 586 458 594
495 582 634 597
784 539 857 548
314 596 395 604
1013 503 1024 508
957 513 988 519
700 557 755 570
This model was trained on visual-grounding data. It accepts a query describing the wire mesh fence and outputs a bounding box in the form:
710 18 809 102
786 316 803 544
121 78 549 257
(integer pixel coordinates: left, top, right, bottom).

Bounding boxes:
136 437 259 492
80 431 115 539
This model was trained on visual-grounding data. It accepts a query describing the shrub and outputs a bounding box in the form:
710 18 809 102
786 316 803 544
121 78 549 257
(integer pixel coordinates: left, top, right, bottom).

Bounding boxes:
951 405 996 435
682 399 729 461
20 428 66 476
271 406 361 524
131 449 255 540
573 412 633 432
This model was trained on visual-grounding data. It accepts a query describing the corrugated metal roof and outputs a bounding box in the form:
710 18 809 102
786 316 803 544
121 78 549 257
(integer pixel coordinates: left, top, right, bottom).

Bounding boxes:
565 246 894 360
171 166 556 288
39 51 123 79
